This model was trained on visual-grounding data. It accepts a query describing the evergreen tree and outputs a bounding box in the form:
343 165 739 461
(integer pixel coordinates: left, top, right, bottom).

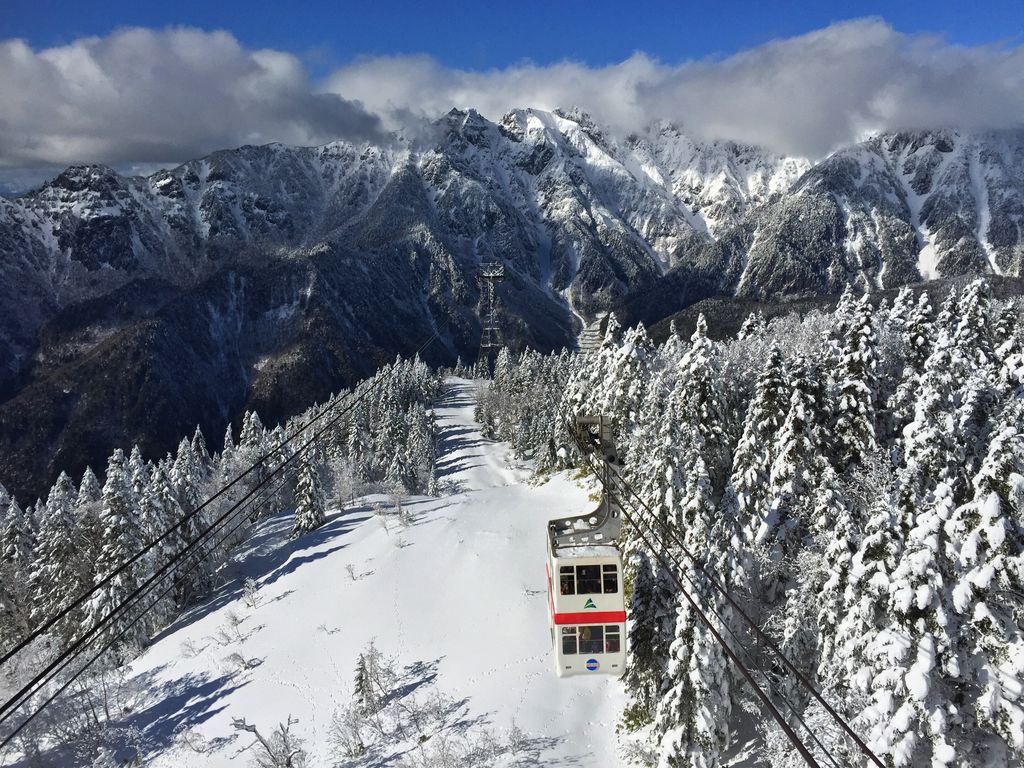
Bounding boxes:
623 550 661 729
30 473 87 648
77 466 102 507
139 466 184 625
737 311 767 341
0 497 35 652
833 296 878 472
84 449 152 657
945 402 1024 758
758 356 827 600
292 455 326 537
952 279 996 378
673 315 729 488
171 438 213 604
600 323 654 446
859 481 959 767
653 561 730 768
729 345 790 587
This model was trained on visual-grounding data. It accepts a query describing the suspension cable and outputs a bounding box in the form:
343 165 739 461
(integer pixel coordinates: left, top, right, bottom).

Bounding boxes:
553 402 821 768
610 484 842 768
609 461 883 768
561 394 884 768
0 460 302 749
0 329 443 670
0 327 445 724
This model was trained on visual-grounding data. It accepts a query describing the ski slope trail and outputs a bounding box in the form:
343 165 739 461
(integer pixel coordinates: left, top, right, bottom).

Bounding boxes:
129 377 627 766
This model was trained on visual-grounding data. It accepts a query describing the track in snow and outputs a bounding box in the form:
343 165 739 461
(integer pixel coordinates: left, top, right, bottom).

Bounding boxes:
122 378 627 766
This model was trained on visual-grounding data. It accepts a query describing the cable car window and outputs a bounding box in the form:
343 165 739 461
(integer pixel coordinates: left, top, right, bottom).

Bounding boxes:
578 625 604 654
575 565 602 594
559 566 575 595
602 564 618 594
561 627 578 655
605 625 621 654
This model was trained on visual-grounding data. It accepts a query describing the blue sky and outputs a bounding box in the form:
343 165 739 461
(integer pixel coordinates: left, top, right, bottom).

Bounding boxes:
3 0 1021 73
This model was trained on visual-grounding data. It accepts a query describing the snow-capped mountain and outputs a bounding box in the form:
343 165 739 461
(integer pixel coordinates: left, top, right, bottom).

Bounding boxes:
704 129 1024 301
1 108 1023 500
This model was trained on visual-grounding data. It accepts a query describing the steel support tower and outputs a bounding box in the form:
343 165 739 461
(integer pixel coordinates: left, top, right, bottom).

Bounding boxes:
477 261 505 361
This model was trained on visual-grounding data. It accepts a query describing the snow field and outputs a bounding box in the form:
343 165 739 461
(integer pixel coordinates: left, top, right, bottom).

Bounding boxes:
129 379 628 766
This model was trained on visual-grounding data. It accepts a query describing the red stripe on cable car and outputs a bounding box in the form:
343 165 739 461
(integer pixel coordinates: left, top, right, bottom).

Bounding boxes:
552 611 626 625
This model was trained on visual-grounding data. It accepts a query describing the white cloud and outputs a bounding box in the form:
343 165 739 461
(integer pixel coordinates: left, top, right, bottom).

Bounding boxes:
324 18 1024 158
0 27 384 173
2 18 1023 190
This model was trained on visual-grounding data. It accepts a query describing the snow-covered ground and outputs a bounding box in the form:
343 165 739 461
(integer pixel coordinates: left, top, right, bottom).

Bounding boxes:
127 378 627 766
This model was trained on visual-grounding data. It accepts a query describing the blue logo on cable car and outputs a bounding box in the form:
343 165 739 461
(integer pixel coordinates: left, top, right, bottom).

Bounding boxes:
586 658 599 671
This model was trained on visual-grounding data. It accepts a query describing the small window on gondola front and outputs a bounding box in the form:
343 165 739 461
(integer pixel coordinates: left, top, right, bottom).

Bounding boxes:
559 566 575 595
576 565 602 594
605 625 621 653
602 564 618 594
561 627 578 655
578 625 604 654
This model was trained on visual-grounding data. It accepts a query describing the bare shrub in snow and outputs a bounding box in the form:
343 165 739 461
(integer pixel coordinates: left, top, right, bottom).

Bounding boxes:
242 577 262 610
180 638 206 659
214 611 247 646
231 715 306 768
174 725 211 754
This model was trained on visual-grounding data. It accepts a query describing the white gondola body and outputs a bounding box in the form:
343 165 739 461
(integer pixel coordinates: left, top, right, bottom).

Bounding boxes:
547 546 626 677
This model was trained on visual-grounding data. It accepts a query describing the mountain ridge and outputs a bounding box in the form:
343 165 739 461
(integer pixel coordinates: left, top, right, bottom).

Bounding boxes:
1 107 1023 500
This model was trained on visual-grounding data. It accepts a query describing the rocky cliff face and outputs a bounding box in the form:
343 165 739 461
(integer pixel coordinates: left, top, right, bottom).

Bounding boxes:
1 109 1022 499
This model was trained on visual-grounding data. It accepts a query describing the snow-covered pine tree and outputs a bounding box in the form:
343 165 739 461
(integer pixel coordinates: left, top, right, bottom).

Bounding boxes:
672 314 729 488
833 295 878 472
353 652 377 715
777 467 850 708
804 470 856 666
888 291 936 449
944 400 1024 759
898 321 966 520
1 497 36 652
292 454 326 537
827 285 860 365
472 356 489 380
138 466 184 626
996 307 1024 394
622 549 661 729
406 403 437 494
858 479 959 767
171 438 213 604
30 472 87 648
729 345 789 589
84 449 152 657
887 286 916 333
758 355 828 601
737 311 767 341
600 323 654 448
191 426 211 475
828 462 904 712
653 558 730 768
952 279 996 378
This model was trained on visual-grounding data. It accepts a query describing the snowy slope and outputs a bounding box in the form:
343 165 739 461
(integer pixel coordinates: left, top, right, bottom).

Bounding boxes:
125 378 627 766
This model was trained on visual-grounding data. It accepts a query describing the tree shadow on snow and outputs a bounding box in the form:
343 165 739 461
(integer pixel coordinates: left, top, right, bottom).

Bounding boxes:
155 506 368 637
106 665 243 760
434 454 487 478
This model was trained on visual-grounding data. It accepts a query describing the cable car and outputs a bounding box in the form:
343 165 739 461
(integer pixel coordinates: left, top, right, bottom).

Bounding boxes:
547 546 626 677
547 415 627 677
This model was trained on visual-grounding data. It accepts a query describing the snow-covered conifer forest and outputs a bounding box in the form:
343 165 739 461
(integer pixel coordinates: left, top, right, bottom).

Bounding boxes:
0 278 1022 767
0 357 441 764
477 278 1024 767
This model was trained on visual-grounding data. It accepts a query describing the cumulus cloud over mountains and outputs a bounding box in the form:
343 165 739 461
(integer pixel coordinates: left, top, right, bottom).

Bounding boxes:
0 27 385 170
2 19 1024 187
328 19 1024 157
